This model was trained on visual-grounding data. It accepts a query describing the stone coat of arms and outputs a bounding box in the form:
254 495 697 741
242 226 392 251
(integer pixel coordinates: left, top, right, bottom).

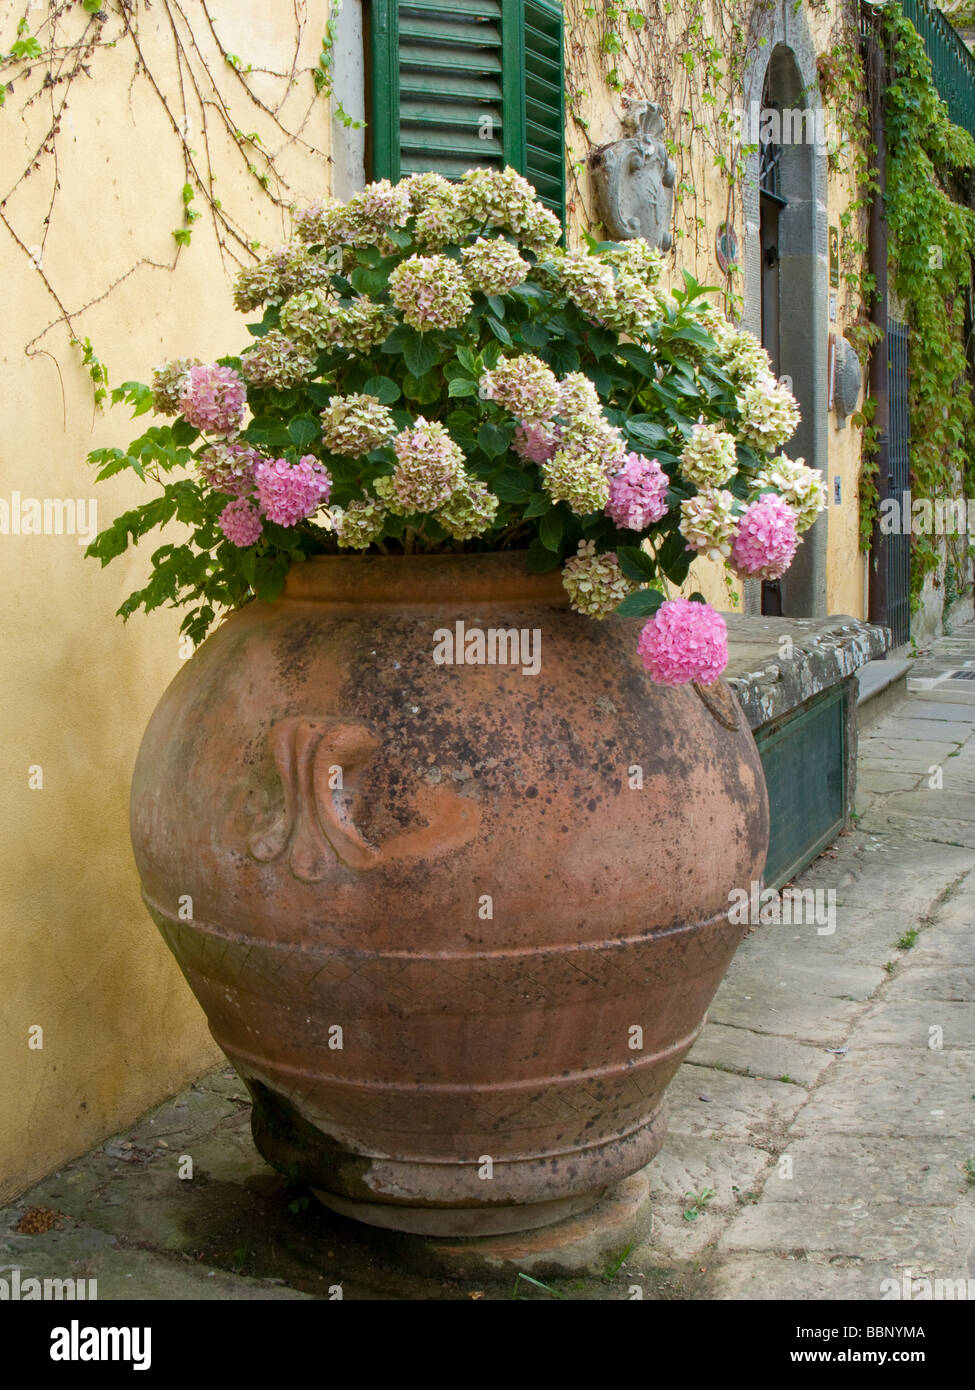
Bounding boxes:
589 102 676 249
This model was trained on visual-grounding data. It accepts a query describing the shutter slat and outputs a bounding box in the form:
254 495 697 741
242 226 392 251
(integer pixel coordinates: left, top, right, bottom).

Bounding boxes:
403 0 501 18
401 154 486 178
400 16 501 46
402 130 504 159
401 43 503 74
402 97 503 127
401 72 503 101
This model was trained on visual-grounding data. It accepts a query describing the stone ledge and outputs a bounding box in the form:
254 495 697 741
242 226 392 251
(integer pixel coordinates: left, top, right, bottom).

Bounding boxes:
724 614 890 730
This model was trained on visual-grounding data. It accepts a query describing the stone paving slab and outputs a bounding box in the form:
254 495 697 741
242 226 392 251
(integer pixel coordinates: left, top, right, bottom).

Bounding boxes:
686 1022 835 1087
665 1067 808 1144
756 1135 972 1206
718 1201 975 1268
857 769 923 793
850 999 975 1049
739 909 924 968
895 701 975 723
792 1050 975 1138
631 1134 773 1262
706 976 873 1044
704 1253 906 1301
874 718 974 743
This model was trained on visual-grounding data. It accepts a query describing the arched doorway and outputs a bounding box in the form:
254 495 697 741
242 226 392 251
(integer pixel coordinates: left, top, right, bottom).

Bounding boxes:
742 19 829 618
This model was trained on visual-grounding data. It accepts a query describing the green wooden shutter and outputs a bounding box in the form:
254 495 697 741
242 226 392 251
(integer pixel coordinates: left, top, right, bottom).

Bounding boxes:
370 0 565 226
520 0 565 222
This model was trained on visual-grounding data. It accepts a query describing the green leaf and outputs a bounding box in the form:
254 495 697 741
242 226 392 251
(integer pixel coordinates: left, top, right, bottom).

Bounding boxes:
523 492 550 519
616 545 656 582
402 332 440 377
490 469 532 502
349 265 388 296
288 416 320 449
615 588 665 618
381 323 412 354
448 377 478 397
171 419 200 447
402 370 440 403
360 374 401 404
616 343 655 377
525 537 562 573
456 345 478 374
486 295 506 319
545 340 581 374
587 328 617 359
626 417 672 448
478 421 512 460
486 315 512 346
244 424 292 448
516 320 549 349
671 322 716 349
246 305 281 339
538 508 564 552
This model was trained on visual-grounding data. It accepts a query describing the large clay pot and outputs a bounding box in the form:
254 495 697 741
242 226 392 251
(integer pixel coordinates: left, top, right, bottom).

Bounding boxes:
131 553 768 1236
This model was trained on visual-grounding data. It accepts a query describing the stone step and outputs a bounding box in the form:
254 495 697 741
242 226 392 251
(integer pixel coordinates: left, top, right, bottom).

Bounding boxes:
855 658 913 730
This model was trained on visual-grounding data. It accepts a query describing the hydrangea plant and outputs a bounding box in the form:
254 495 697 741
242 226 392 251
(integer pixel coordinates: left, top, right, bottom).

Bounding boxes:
87 167 825 686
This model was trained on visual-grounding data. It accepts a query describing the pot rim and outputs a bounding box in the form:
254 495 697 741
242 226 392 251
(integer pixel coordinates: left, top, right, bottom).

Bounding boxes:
280 551 571 609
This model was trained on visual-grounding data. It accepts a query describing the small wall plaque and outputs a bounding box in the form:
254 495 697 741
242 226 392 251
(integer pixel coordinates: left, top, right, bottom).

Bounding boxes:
715 223 739 274
829 226 840 288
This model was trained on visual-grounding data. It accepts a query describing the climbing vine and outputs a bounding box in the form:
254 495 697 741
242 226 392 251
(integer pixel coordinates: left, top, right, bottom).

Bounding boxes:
0 0 330 406
563 0 776 309
878 2 975 600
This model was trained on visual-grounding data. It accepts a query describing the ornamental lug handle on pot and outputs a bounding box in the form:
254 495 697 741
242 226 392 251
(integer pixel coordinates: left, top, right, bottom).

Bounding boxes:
248 715 480 881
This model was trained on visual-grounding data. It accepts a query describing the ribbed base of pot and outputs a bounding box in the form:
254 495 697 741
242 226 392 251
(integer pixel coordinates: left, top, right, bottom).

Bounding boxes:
312 1187 605 1237
246 1076 670 1225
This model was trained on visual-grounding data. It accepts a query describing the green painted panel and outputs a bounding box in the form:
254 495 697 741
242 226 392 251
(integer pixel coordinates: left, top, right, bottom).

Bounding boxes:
754 685 847 890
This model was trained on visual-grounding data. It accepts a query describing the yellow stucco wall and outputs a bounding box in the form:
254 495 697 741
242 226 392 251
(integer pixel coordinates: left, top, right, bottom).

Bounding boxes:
0 2 331 1202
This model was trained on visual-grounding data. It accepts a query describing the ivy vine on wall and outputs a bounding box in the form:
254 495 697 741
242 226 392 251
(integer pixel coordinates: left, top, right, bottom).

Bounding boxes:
875 3 975 601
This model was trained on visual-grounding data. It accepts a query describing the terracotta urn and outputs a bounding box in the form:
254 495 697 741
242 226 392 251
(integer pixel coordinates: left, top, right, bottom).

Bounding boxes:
131 552 768 1236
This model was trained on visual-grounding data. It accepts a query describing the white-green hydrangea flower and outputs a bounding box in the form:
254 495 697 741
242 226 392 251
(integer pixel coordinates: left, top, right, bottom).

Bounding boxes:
679 488 738 561
681 421 739 487
561 541 634 619
320 394 397 457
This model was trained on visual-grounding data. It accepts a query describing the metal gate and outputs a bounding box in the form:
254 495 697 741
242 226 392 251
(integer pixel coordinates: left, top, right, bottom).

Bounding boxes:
886 320 912 648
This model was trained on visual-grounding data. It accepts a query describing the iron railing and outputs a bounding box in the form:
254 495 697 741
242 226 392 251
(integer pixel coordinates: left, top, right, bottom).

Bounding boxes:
900 0 975 140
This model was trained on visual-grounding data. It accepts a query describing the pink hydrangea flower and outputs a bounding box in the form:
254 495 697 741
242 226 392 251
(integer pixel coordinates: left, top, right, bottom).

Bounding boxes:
637 599 728 686
513 422 560 464
218 497 263 547
198 441 263 497
606 453 670 530
729 493 799 580
255 455 331 527
178 364 247 436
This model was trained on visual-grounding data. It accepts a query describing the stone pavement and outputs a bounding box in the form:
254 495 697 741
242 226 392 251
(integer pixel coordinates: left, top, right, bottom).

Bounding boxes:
3 627 974 1301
